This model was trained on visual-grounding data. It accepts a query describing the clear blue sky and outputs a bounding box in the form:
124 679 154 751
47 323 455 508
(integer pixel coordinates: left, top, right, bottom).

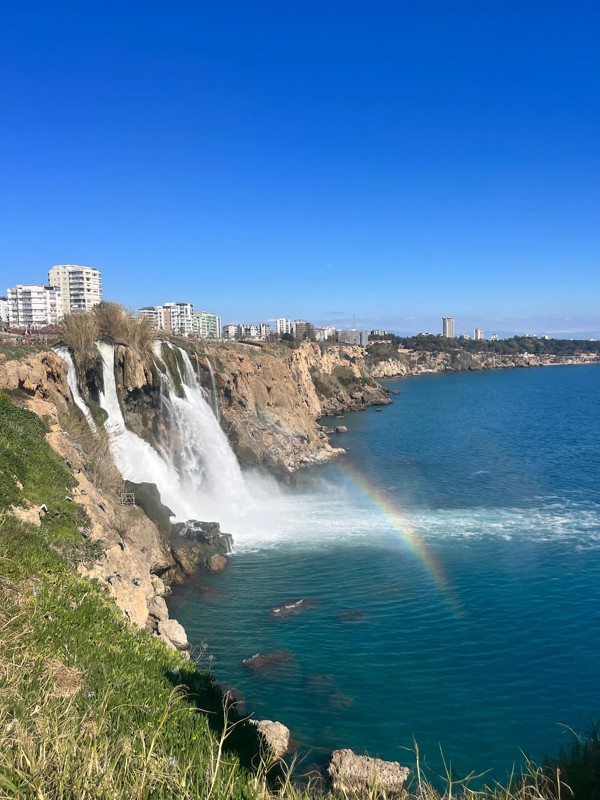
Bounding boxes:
1 1 598 336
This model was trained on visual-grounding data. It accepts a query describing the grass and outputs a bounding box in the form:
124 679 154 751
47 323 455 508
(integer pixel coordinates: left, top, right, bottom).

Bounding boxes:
56 303 157 378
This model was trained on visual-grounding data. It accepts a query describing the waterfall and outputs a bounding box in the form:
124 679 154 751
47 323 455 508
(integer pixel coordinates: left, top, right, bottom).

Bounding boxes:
96 340 249 528
205 357 220 422
154 344 249 520
97 341 198 520
54 346 97 433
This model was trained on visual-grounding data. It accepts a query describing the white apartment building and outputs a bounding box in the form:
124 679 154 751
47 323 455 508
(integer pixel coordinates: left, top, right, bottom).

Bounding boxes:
0 297 8 324
162 302 193 336
442 316 455 338
192 310 221 339
48 265 102 315
138 306 165 330
314 325 337 342
474 328 484 340
259 323 271 339
276 317 292 336
222 324 240 340
7 284 63 328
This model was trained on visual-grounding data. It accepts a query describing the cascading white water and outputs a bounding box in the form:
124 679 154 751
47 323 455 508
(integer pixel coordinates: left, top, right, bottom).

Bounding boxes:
97 341 202 521
153 344 250 524
205 357 220 422
53 346 97 432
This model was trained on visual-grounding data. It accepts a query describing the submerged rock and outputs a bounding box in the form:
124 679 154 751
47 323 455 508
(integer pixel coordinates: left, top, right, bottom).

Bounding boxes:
328 749 410 798
268 598 317 619
336 609 365 621
243 650 294 674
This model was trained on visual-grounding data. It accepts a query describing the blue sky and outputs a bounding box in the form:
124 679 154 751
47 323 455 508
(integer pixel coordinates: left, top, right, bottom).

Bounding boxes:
1 1 598 336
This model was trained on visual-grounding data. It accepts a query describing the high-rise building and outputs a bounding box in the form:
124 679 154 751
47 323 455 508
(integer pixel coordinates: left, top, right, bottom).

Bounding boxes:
0 296 8 324
276 317 292 336
259 323 271 339
292 320 311 340
48 265 102 315
474 328 484 340
7 284 62 328
222 323 241 340
337 329 369 347
138 306 165 330
192 310 221 339
442 317 455 338
162 302 193 336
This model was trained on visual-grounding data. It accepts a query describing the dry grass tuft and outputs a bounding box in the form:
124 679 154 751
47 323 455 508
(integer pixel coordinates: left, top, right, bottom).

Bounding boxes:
46 660 85 698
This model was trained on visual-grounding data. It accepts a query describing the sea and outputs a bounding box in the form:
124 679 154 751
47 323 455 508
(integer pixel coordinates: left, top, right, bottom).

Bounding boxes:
168 364 600 783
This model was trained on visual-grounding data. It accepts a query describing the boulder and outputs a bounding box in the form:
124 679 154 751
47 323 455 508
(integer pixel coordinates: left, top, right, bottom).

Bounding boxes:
158 618 190 651
207 554 228 573
335 425 348 433
250 719 290 760
328 749 409 798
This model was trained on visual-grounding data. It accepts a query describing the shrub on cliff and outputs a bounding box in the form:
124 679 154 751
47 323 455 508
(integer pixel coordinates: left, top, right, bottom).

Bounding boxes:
57 311 100 374
94 301 156 360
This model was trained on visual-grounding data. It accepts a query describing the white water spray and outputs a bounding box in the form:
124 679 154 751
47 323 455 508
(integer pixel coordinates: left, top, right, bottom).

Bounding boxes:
97 341 202 520
54 346 97 432
205 357 220 422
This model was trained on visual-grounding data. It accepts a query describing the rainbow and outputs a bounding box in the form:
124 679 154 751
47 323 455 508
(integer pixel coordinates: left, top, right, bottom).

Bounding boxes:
336 460 463 617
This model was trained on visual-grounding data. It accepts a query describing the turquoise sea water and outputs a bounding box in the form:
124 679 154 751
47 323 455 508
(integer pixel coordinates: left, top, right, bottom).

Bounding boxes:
169 365 600 781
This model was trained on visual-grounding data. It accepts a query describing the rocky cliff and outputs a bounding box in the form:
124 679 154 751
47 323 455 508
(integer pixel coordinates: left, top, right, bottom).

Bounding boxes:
198 341 389 473
367 348 599 378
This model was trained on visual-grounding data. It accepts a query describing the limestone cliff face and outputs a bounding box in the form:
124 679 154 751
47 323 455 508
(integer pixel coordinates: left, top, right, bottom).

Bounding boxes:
367 349 599 378
199 341 389 473
0 351 188 654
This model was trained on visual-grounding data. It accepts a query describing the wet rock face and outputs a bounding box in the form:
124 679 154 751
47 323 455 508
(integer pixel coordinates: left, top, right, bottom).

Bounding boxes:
169 520 233 580
202 341 389 475
328 749 410 798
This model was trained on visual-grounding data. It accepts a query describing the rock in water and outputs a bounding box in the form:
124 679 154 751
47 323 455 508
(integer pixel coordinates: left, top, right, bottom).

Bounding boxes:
328 749 409 798
207 554 228 573
250 719 290 760
335 425 348 433
243 650 293 674
268 598 317 618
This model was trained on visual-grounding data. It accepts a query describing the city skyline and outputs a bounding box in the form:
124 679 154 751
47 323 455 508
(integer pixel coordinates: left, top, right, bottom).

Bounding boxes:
0 2 598 336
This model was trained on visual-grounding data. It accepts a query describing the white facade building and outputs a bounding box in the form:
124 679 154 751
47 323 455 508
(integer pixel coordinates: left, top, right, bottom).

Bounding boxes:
442 316 455 338
7 284 63 328
48 265 102 315
0 297 8 324
276 317 292 336
162 302 193 336
192 310 221 339
222 323 240 340
138 306 165 330
474 328 484 340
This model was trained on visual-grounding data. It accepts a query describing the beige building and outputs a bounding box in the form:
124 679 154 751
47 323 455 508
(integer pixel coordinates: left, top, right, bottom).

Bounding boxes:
48 264 102 315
